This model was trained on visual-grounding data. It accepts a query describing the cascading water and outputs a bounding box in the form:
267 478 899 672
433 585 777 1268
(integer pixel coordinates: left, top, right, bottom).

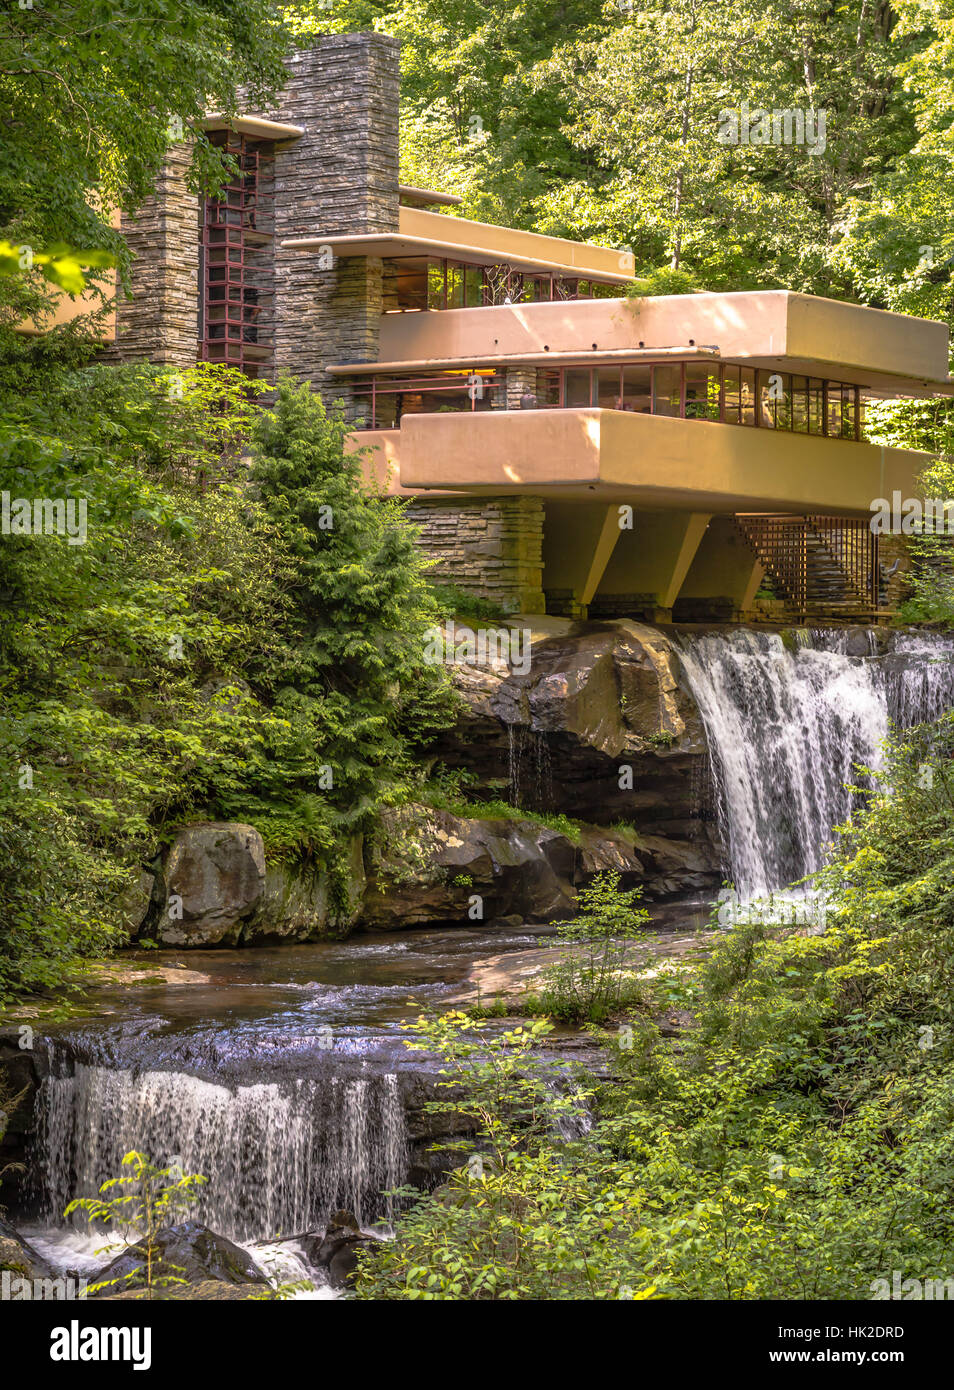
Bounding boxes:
34 1056 408 1243
676 628 954 899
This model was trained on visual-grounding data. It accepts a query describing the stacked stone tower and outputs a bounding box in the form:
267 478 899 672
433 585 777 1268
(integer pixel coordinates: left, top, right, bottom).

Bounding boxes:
108 34 400 422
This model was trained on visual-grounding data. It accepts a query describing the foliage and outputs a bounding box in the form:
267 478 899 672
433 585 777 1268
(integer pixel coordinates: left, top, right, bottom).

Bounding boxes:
536 871 650 1023
427 581 509 623
65 1150 208 1300
0 367 455 999
863 405 954 623
287 0 951 311
245 378 457 861
0 0 288 344
356 722 954 1297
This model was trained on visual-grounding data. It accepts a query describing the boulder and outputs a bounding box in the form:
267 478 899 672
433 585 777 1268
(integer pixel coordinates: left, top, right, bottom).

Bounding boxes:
294 1210 379 1290
363 806 579 928
0 1217 56 1280
95 1221 268 1291
151 823 266 946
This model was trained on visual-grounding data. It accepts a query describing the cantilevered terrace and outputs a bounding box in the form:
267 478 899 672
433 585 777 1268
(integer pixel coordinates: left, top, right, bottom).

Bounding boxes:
304 259 950 619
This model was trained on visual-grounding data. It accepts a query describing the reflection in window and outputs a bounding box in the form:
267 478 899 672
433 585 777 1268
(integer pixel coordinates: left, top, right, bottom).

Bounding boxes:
790 376 808 433
598 368 622 408
653 364 681 416
564 369 593 406
350 362 865 440
621 366 652 412
723 366 741 425
685 364 720 421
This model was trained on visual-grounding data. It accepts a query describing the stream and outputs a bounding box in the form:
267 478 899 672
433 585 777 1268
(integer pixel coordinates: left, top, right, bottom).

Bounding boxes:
8 625 954 1296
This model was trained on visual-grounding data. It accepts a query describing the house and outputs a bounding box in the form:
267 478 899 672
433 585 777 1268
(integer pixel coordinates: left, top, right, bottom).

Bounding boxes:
104 33 953 621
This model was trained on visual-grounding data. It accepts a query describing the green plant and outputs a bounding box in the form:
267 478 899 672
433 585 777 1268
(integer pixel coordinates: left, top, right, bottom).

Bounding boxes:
356 716 954 1301
538 871 650 1023
427 582 509 623
65 1151 208 1300
645 729 676 748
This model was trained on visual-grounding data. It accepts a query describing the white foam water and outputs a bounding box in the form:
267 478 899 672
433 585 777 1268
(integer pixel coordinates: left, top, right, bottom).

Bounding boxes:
677 629 954 898
34 1063 408 1244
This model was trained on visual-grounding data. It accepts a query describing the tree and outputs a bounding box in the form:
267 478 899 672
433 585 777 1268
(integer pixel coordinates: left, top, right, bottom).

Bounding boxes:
0 0 289 341
246 377 457 856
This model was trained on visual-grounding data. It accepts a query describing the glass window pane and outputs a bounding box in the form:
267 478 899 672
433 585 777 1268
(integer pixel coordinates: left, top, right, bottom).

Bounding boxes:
621 366 652 412
598 368 623 408
685 364 720 420
808 378 824 435
723 365 741 424
741 367 757 426
564 369 593 406
757 371 777 427
791 375 809 432
463 266 483 307
653 364 682 416
826 382 842 438
446 263 464 310
538 371 560 408
427 260 445 310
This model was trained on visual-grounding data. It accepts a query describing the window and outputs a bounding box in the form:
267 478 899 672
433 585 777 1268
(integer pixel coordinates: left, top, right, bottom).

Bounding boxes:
685 364 720 421
564 369 594 406
723 366 741 425
621 366 652 412
789 376 808 433
597 368 623 408
653 364 681 417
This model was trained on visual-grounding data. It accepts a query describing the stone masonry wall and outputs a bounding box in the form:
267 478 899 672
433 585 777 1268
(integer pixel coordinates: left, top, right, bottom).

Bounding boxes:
106 142 200 366
107 34 400 402
406 497 546 613
269 36 400 419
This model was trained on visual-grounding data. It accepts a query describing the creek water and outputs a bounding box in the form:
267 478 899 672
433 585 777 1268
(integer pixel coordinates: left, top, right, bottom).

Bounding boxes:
14 925 559 1293
13 626 954 1294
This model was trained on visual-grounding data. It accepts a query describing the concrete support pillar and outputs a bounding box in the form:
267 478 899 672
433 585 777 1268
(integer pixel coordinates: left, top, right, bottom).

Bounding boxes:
675 515 766 621
588 511 711 619
542 502 624 618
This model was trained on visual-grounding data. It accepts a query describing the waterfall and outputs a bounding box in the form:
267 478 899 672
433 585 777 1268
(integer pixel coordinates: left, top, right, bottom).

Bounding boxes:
676 629 954 899
507 724 553 808
34 1062 408 1242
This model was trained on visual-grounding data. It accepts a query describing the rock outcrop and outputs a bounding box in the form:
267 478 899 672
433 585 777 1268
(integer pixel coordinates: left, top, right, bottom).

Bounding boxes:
363 803 719 930
433 617 715 832
0 1217 56 1281
127 622 723 945
96 1221 268 1291
139 824 364 947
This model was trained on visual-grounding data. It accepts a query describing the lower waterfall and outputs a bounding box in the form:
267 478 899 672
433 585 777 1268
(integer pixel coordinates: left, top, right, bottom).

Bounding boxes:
677 628 954 899
34 1061 408 1242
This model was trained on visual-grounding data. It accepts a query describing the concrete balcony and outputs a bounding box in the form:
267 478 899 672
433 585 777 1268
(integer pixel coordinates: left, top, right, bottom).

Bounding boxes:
349 407 934 620
386 407 931 516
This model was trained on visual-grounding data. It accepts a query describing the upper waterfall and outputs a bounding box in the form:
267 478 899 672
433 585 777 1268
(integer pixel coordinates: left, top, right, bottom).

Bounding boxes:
676 628 954 899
